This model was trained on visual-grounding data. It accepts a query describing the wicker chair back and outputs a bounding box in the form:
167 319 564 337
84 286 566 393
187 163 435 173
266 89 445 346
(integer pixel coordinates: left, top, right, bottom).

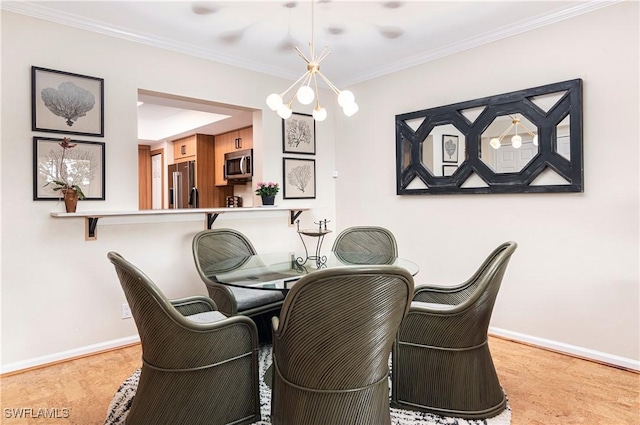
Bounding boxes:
193 229 284 316
107 251 260 425
271 265 414 425
391 241 518 419
331 226 399 257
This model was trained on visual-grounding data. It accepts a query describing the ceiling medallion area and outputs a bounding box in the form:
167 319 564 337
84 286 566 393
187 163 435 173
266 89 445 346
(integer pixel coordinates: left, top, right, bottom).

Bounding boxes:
191 1 407 121
265 0 360 121
396 79 583 195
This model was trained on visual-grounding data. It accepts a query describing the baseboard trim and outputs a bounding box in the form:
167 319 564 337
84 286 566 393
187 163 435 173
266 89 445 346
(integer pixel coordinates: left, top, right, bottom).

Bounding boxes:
3 329 639 375
1 335 140 376
489 326 640 372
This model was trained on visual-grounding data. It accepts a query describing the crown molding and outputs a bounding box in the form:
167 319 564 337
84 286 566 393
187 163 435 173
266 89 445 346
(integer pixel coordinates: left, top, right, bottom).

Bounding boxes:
338 0 624 87
0 1 301 82
2 0 623 88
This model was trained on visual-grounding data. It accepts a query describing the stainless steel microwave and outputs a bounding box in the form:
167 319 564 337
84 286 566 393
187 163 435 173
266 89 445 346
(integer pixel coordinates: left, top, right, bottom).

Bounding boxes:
224 149 253 182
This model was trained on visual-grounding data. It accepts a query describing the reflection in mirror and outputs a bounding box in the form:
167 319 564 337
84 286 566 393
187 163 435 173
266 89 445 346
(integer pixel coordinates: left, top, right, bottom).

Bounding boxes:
396 79 583 194
556 115 571 160
421 124 465 176
400 118 423 173
401 135 411 172
481 114 538 173
529 91 567 114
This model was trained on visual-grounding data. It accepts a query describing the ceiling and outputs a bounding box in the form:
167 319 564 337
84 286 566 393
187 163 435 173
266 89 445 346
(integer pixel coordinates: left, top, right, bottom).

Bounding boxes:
4 1 618 141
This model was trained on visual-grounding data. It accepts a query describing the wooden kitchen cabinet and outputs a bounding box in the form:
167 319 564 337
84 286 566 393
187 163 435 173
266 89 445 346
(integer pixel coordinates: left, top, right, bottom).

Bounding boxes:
214 126 253 186
173 135 197 162
236 126 253 150
171 134 232 207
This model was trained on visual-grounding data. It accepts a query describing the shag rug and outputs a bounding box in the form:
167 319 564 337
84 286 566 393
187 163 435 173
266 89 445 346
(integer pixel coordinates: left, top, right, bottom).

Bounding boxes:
105 344 511 425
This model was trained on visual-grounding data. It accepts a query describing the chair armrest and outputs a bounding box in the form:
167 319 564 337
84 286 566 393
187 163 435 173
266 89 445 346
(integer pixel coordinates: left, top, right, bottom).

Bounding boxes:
170 296 218 316
413 283 469 305
148 314 260 370
399 303 487 348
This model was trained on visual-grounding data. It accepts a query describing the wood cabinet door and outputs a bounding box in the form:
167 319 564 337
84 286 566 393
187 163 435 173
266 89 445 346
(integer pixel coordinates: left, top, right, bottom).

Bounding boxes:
236 127 253 150
173 135 196 162
214 132 234 186
195 135 214 207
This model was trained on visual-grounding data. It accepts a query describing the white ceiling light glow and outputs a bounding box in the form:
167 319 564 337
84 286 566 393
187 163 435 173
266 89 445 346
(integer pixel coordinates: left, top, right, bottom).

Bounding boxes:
489 115 537 150
266 0 357 122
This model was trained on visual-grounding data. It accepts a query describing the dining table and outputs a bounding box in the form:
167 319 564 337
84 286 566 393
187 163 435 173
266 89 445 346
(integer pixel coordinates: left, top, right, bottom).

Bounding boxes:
205 251 420 292
210 250 420 389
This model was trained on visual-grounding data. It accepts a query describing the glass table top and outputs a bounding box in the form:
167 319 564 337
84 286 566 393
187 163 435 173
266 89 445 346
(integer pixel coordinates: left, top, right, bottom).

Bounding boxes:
206 252 420 291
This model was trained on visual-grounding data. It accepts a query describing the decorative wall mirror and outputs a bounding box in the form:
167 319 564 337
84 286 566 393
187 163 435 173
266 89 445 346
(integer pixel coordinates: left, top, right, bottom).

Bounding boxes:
396 79 583 195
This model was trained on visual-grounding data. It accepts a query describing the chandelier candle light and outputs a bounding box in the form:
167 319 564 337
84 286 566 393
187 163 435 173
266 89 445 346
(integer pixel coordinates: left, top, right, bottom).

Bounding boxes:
266 1 358 121
489 114 538 149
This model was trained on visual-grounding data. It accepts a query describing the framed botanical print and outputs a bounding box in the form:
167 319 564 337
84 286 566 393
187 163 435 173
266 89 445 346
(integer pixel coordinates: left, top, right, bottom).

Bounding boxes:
283 157 316 199
32 66 104 137
282 112 315 155
442 134 459 163
33 136 105 200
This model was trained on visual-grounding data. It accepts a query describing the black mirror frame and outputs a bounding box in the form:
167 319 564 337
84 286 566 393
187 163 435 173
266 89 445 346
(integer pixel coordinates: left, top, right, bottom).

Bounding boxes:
395 79 583 195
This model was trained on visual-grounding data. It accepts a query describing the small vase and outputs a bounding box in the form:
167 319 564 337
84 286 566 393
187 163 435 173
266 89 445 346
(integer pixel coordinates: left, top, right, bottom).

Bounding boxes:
261 195 275 206
62 189 79 213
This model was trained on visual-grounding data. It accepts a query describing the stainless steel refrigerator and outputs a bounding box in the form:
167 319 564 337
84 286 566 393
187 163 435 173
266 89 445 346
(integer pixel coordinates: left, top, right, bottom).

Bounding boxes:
168 161 199 208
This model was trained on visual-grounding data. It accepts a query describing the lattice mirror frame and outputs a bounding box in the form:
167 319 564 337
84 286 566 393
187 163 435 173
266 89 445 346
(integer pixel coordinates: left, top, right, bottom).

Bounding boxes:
395 79 583 195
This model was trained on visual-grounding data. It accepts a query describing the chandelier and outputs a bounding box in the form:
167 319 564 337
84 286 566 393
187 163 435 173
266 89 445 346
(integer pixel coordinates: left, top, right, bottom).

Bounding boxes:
489 114 538 149
265 1 358 121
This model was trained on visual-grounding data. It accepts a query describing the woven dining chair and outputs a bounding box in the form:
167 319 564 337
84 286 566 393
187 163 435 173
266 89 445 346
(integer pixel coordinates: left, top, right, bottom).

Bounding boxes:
107 251 260 425
332 226 398 256
192 228 284 316
270 266 414 425
391 241 518 419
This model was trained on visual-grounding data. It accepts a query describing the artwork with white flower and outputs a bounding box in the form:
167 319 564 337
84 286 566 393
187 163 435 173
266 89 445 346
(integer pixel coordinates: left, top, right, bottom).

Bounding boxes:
33 137 105 200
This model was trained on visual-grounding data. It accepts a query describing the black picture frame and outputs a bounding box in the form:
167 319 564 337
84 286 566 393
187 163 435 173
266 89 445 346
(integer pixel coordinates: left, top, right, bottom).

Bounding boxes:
442 134 459 163
442 165 458 176
283 157 316 199
282 112 315 155
32 66 104 137
33 136 106 200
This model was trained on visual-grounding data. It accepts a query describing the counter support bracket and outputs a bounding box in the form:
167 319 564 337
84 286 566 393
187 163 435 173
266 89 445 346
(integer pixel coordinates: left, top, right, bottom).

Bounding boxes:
206 213 220 229
290 210 304 225
86 217 100 240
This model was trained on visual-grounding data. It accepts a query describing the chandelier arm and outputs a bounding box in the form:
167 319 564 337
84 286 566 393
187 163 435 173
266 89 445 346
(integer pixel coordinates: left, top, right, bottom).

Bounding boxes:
316 46 332 63
295 46 311 64
313 74 322 108
497 123 515 142
284 92 297 107
281 71 311 97
302 72 313 88
519 122 537 137
316 71 341 95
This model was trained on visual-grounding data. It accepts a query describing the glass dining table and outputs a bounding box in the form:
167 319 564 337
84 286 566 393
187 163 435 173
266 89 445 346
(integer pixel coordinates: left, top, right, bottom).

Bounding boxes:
205 251 420 292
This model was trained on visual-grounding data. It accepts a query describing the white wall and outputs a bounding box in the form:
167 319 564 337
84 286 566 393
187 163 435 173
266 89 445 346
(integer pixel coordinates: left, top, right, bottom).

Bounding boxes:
1 3 638 371
0 11 336 370
335 2 639 365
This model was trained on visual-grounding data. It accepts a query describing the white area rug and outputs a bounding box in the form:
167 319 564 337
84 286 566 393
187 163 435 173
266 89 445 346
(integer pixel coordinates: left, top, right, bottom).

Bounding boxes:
104 344 511 425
